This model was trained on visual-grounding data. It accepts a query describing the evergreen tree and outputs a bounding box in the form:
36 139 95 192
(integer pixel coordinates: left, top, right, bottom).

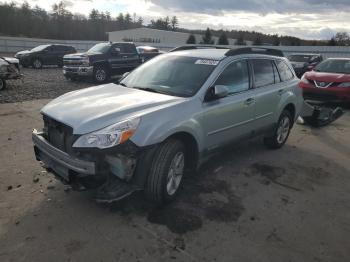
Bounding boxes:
186 34 196 44
253 36 262 45
171 16 178 31
217 32 229 45
201 28 214 44
235 33 246 45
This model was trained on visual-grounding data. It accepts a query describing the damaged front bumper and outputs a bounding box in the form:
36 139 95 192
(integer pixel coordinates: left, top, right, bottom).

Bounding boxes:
32 130 96 181
32 129 142 194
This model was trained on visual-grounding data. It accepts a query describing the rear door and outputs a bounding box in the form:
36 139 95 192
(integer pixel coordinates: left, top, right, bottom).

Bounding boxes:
250 59 284 132
200 59 256 151
120 44 141 71
41 45 57 65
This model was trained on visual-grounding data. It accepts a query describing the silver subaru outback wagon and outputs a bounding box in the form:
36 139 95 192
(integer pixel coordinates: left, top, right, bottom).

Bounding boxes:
32 47 303 204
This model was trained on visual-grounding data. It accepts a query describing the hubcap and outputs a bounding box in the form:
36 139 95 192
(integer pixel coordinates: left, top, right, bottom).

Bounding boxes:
166 152 185 196
277 116 290 144
95 69 106 82
33 60 41 68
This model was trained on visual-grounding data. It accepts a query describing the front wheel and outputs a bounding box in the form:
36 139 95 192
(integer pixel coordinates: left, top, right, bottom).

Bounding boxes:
264 110 293 149
93 65 109 83
32 58 42 69
0 78 6 90
145 139 186 205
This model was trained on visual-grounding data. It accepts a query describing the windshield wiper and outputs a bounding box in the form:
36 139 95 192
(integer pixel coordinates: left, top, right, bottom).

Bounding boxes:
119 82 128 87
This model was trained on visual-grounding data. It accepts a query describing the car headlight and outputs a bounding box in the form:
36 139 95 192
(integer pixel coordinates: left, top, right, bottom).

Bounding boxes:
73 117 140 149
338 82 350 88
81 57 90 66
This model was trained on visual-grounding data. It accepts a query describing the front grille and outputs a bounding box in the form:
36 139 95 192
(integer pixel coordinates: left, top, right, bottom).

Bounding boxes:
63 59 83 66
43 115 76 155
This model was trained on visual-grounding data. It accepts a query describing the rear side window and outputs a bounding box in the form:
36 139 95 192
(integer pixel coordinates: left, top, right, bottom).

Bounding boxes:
252 59 275 88
276 60 294 81
215 60 250 94
121 44 137 54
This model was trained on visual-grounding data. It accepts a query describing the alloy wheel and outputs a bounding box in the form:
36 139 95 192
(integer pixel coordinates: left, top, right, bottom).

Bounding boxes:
166 151 185 196
277 116 290 144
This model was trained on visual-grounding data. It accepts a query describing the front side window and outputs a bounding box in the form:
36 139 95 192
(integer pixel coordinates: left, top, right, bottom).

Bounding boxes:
120 55 217 97
252 59 275 88
214 60 250 94
276 60 294 81
88 43 111 54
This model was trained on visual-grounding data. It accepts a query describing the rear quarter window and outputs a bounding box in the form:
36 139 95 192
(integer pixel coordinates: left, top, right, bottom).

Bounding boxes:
121 44 137 54
276 60 294 81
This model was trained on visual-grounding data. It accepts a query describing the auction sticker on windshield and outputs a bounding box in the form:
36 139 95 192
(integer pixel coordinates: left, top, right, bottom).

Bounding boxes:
195 59 220 66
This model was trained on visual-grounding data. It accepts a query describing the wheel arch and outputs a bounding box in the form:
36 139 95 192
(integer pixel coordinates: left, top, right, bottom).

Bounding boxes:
283 103 296 122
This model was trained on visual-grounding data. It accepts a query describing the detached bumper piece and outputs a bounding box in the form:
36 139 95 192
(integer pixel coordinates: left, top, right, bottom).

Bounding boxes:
300 101 344 127
95 176 139 203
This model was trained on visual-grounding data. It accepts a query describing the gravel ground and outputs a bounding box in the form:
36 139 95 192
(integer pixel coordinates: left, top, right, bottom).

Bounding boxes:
0 67 94 103
0 100 350 262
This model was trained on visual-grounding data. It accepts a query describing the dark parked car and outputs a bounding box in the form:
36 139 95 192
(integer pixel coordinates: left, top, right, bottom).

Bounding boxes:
63 42 142 83
288 53 323 78
136 46 163 62
0 57 21 90
15 44 76 69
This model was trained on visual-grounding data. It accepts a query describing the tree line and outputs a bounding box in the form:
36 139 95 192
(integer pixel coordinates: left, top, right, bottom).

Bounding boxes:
0 1 348 46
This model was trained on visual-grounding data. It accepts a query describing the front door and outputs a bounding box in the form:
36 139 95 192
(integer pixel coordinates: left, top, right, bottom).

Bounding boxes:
199 60 256 152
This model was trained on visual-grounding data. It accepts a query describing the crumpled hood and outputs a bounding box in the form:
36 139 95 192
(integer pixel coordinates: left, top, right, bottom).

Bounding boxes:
2 57 19 64
305 71 350 82
63 53 88 59
15 50 30 56
41 83 185 134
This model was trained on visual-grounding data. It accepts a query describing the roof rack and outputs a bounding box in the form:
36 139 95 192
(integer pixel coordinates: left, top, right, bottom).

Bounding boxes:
169 45 228 52
225 47 284 57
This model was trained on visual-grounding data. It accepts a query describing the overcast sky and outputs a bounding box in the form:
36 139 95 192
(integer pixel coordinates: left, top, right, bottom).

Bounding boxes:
9 0 350 40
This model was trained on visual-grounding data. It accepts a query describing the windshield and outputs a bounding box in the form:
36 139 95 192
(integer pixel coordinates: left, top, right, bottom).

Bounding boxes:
314 59 350 74
31 45 50 52
88 43 111 54
120 55 218 97
288 55 313 63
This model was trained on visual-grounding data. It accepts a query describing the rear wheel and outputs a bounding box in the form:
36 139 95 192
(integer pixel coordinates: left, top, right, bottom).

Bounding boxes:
0 78 6 90
145 139 185 205
264 110 293 149
93 65 109 83
32 58 42 69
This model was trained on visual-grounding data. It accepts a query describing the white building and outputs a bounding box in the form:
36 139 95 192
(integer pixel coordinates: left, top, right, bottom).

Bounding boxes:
107 28 240 49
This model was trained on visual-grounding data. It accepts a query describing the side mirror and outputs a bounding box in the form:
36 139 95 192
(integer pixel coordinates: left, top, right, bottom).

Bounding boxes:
205 85 229 101
214 85 229 98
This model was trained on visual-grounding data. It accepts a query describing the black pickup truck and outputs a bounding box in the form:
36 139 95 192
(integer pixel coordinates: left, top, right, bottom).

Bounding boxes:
63 42 142 83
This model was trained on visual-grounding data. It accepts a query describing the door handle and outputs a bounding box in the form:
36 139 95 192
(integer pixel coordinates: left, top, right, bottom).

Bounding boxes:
278 89 284 96
244 98 255 106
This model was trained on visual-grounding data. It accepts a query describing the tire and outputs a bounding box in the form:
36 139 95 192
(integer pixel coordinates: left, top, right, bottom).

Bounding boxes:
0 78 6 91
264 110 293 149
32 58 42 69
93 65 109 83
145 139 186 205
